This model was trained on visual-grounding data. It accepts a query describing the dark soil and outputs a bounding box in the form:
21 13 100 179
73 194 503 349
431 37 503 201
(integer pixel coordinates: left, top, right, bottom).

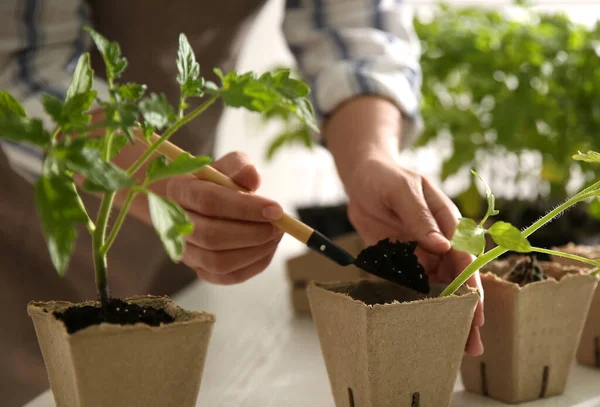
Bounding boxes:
53 298 175 334
355 239 430 294
504 256 548 286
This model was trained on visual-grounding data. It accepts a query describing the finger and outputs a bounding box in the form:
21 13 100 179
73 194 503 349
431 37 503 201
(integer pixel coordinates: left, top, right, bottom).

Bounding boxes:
388 176 450 253
194 251 276 285
422 177 462 238
167 177 283 222
183 236 281 274
465 325 484 357
186 212 281 250
211 151 261 192
466 272 485 327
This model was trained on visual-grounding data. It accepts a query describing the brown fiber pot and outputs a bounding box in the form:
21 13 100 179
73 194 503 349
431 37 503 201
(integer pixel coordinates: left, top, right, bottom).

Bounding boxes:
460 261 598 404
307 280 479 407
550 243 600 368
28 295 215 407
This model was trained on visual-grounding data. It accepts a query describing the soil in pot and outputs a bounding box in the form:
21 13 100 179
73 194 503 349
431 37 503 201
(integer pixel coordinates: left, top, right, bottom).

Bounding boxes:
460 257 598 404
28 295 215 407
54 298 174 334
308 280 479 407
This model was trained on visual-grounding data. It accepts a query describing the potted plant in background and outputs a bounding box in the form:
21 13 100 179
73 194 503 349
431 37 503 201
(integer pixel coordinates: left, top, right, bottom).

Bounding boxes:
308 155 600 406
0 28 317 407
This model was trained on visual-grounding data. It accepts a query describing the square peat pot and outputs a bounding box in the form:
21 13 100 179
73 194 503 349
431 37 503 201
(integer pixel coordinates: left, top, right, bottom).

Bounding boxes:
461 261 598 404
28 295 215 407
287 233 369 315
307 280 479 407
550 243 600 368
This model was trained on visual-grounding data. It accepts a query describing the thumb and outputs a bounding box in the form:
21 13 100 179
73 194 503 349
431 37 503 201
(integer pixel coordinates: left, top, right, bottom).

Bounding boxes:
212 151 261 192
389 180 450 253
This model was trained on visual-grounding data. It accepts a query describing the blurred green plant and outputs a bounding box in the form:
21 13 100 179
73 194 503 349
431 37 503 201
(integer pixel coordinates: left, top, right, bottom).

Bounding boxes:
415 2 600 217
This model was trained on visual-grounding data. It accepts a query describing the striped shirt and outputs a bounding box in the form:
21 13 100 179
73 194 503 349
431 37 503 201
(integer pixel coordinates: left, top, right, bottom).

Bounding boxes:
0 0 422 182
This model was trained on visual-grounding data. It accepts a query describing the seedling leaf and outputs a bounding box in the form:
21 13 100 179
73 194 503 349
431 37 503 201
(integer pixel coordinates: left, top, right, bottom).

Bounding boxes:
84 26 127 82
573 150 600 164
35 173 89 275
451 217 486 256
488 221 532 252
471 170 499 226
52 139 133 192
0 116 51 146
177 33 205 100
66 53 94 102
0 91 27 118
138 93 176 130
147 153 212 183
147 193 193 262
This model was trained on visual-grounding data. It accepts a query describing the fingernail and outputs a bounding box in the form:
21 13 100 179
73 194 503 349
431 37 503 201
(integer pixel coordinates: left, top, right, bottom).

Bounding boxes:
262 205 283 220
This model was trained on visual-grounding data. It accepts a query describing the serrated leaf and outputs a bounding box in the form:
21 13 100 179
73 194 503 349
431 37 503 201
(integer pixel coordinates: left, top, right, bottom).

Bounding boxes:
216 69 319 132
138 93 176 130
573 150 600 164
35 173 89 275
0 115 51 146
177 34 204 100
471 170 499 225
118 83 147 101
488 221 532 252
0 91 26 118
42 91 97 131
84 26 127 82
451 217 486 256
147 193 193 262
52 139 133 191
147 153 212 183
66 53 94 102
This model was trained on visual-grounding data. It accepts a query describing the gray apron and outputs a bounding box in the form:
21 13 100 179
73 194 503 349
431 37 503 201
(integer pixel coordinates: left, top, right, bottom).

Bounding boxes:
1 1 266 405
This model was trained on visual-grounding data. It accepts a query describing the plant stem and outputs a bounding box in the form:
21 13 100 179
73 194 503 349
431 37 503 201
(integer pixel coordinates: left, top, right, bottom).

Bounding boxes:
530 247 600 270
440 190 599 297
127 95 218 176
101 188 138 255
103 128 114 162
93 191 115 309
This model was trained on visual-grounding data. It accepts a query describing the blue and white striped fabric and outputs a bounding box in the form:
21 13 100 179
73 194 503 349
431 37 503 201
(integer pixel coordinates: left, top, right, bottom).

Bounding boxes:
0 0 422 182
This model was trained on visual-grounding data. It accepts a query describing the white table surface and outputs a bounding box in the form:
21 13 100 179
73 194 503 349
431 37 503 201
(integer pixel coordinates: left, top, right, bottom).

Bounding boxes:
25 237 600 407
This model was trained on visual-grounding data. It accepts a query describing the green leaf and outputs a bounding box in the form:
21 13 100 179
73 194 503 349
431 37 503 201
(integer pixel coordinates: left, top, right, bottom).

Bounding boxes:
85 134 128 160
52 139 133 192
118 83 147 101
488 221 532 252
138 93 176 130
451 217 486 256
0 91 26 118
147 193 193 262
0 116 51 146
84 26 127 82
35 173 89 275
42 91 97 131
147 153 212 183
457 182 484 219
471 170 499 225
265 127 313 161
573 151 600 164
142 121 155 141
216 68 318 132
66 53 94 102
177 34 205 100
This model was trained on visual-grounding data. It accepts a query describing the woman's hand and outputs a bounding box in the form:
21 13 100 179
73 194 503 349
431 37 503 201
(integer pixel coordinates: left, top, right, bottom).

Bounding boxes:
165 152 284 285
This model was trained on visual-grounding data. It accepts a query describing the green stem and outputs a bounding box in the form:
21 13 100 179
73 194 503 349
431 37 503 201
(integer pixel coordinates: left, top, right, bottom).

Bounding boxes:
101 189 138 255
51 128 60 142
440 190 600 297
93 191 115 308
103 128 114 162
531 247 600 270
127 95 218 176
